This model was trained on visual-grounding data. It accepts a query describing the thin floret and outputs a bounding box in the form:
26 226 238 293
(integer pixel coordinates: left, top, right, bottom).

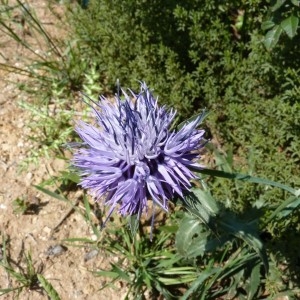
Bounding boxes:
72 82 206 225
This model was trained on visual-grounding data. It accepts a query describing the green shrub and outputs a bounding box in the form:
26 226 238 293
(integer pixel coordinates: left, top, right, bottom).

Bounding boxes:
69 0 300 198
68 8 300 290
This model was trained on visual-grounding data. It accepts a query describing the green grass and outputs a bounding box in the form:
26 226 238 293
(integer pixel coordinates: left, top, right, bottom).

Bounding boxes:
0 237 60 299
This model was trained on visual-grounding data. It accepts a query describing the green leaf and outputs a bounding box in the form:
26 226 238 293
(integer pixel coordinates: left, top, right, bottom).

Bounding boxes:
94 263 131 282
158 224 178 233
60 171 80 184
209 250 259 297
176 214 207 257
267 195 300 221
93 270 120 279
34 185 67 201
263 25 283 50
37 274 61 300
227 268 244 297
182 189 220 230
290 0 300 6
159 267 197 275
209 144 234 173
190 188 220 216
271 0 287 12
158 274 197 285
0 287 22 296
83 194 91 219
176 108 209 130
219 215 269 273
176 214 228 258
181 260 218 300
195 168 297 196
247 262 261 300
261 20 275 31
127 214 140 237
110 264 131 282
281 15 299 38
63 237 95 244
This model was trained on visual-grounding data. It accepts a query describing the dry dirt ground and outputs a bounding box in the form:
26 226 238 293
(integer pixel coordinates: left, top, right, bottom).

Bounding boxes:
0 2 126 299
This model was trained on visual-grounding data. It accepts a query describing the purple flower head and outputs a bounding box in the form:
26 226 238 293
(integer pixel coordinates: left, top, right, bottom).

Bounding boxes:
72 82 206 224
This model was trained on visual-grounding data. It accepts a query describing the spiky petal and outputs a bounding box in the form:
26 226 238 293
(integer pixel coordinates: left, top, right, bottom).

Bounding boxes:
72 82 206 223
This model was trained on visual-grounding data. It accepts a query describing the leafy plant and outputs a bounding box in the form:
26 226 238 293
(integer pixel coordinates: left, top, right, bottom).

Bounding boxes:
93 220 195 300
173 161 300 299
0 0 85 94
0 237 60 299
12 197 31 215
34 173 190 299
262 0 300 50
0 0 90 166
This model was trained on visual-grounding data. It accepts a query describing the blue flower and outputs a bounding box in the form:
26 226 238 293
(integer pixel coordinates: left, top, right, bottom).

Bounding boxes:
72 82 206 224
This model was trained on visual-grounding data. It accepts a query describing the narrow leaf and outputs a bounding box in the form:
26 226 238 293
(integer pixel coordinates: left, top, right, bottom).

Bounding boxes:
127 214 140 237
176 109 208 130
63 237 95 244
110 264 131 282
219 215 269 273
267 195 300 221
37 274 61 300
0 287 22 295
158 274 197 285
159 267 197 275
34 185 67 201
181 261 218 300
247 262 261 300
195 168 297 195
94 270 120 279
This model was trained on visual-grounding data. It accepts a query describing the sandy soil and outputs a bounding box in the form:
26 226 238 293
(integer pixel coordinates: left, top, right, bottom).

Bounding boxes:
0 2 125 299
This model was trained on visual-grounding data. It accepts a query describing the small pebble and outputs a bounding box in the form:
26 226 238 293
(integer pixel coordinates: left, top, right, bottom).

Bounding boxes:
91 234 98 241
0 204 7 210
46 244 67 257
43 226 52 234
84 249 99 262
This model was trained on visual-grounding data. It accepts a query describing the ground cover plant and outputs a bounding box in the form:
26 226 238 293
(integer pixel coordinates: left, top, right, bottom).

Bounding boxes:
1 0 300 299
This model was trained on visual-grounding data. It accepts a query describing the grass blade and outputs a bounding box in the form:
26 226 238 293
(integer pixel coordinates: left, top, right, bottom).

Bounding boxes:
34 185 67 201
37 274 61 300
195 168 297 195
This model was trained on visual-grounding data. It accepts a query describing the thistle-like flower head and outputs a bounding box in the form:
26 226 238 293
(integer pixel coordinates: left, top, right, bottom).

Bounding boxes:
72 83 205 223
